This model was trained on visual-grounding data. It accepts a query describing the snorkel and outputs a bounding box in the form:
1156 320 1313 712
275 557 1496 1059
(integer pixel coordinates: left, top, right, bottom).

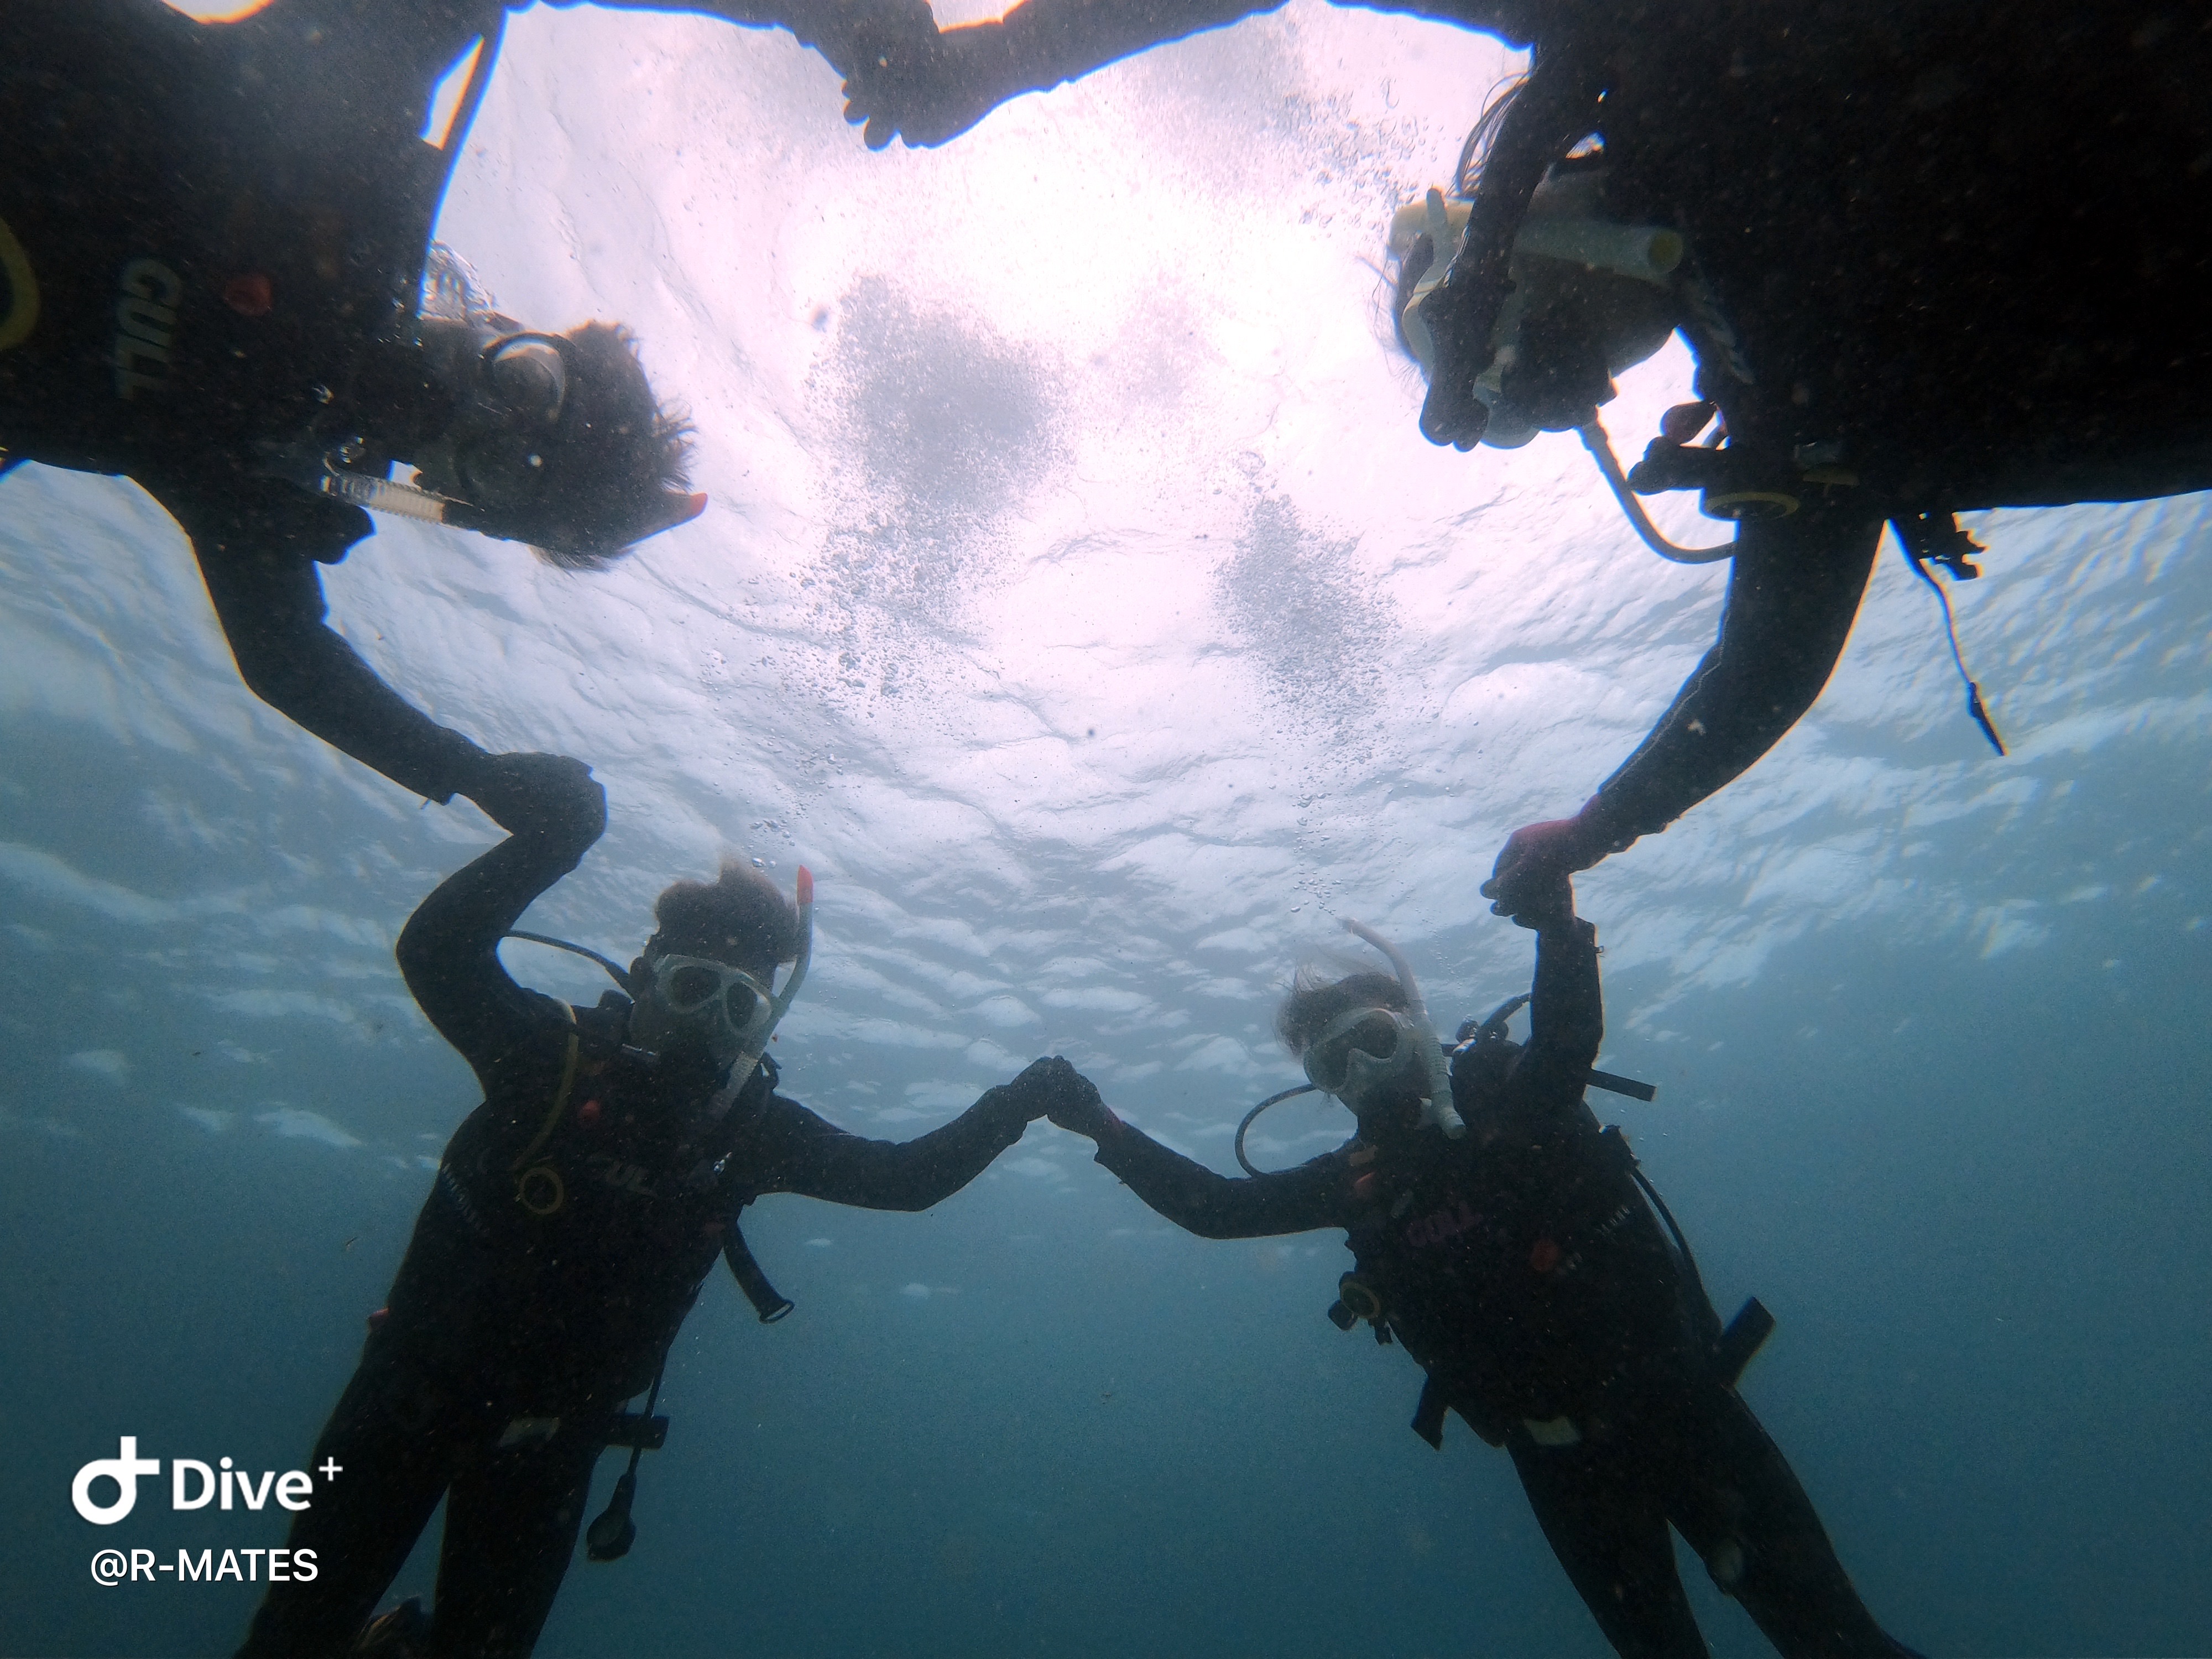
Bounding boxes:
1342 919 1466 1139
700 865 813 1122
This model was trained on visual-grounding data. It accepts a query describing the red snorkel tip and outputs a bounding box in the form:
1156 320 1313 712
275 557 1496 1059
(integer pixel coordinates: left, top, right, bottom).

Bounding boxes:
795 866 814 905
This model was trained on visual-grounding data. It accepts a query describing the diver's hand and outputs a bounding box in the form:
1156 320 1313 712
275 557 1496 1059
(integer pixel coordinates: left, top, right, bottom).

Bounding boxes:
1415 263 1505 451
1480 801 1619 926
840 18 1010 149
1419 368 1490 451
465 752 606 845
985 1056 1110 1133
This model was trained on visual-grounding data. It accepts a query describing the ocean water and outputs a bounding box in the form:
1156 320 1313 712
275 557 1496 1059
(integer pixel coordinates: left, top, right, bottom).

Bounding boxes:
4 5 2210 1656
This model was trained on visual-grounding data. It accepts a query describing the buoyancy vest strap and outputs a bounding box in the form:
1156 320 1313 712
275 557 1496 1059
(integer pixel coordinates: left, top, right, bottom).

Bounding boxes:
1610 1126 1776 1386
1714 1297 1775 1389
511 1008 580 1173
722 1222 794 1323
1893 512 2007 755
1412 1374 1448 1450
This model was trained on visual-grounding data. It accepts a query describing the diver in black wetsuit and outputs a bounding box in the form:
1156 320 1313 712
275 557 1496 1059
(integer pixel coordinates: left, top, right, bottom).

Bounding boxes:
833 0 2212 912
0 0 934 826
1038 879 1919 1659
237 752 1082 1657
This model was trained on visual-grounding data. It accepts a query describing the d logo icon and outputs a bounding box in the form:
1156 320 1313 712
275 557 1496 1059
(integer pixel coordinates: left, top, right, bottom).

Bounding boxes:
72 1438 160 1525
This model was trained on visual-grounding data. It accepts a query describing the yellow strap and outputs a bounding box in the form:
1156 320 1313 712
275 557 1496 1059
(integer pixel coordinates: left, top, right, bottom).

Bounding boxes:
0 215 40 353
512 1009 580 1173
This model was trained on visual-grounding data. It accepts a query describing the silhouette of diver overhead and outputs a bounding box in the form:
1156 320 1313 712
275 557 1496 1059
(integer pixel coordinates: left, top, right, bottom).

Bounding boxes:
235 752 1087 1657
1038 876 1922 1659
833 0 2212 910
1 0 937 830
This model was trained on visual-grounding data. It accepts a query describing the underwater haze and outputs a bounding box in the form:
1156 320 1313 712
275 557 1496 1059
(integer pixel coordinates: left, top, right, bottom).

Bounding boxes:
4 4 2211 1655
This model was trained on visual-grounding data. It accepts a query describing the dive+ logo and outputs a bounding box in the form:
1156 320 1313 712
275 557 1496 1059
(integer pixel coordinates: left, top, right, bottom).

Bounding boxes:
71 1438 340 1524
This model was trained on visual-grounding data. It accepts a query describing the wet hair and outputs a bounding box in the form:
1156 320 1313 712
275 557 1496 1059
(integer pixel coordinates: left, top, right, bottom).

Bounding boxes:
1276 969 1408 1057
1453 74 1528 200
646 860 800 972
509 322 695 571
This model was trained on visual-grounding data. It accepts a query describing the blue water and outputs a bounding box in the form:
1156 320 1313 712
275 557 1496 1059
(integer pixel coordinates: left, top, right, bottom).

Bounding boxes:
4 4 2210 1655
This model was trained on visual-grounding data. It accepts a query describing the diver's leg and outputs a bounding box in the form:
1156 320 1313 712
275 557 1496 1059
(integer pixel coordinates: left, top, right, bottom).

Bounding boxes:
1507 1430 1710 1659
236 1329 473 1657
425 1423 604 1658
1658 1380 1918 1658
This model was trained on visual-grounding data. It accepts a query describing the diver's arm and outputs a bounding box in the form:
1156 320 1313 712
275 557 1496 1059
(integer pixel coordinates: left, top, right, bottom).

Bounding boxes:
1086 1117 1351 1239
749 1089 1034 1211
837 0 1287 148
950 0 1286 89
1483 503 1882 912
1519 912 1603 1102
1340 0 1538 40
1593 504 1885 841
163 483 493 805
572 0 944 84
395 756 607 1071
754 1056 1095 1208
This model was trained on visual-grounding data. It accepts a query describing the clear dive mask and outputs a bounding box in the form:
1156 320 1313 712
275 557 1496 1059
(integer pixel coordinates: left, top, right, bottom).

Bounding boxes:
410 247 568 509
1310 920 1466 1139
427 331 571 512
643 956 778 1065
1301 1006 1428 1109
1391 179 1682 449
688 867 814 1121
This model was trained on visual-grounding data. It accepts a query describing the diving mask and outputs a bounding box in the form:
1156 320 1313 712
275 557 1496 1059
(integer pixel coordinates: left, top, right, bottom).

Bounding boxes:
1391 180 1682 448
689 867 815 1121
641 955 778 1066
1302 1006 1429 1110
435 332 570 512
1323 920 1466 1139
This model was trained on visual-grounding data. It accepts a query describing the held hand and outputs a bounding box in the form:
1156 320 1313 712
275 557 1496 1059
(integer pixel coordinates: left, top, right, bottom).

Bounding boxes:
1480 809 1606 927
465 752 605 843
990 1056 1110 1135
840 19 1004 149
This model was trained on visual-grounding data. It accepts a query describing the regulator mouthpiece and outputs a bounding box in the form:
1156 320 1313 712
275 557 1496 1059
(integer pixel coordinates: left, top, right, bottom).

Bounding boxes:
317 466 462 525
1342 919 1465 1138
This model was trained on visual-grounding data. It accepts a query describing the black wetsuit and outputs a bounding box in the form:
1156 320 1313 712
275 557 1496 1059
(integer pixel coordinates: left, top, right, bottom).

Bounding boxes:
864 0 2212 839
1083 918 1913 1659
2 0 519 799
237 791 1035 1657
0 0 858 804
1570 0 2212 844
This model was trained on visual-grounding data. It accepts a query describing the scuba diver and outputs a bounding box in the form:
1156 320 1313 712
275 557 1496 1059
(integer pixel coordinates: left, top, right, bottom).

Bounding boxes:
1036 881 1921 1659
1 0 937 828
833 0 2212 914
236 751 1086 1657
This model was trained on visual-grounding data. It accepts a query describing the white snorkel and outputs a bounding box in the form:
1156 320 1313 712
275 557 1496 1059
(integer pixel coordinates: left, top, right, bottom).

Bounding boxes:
698 865 813 1126
1342 919 1467 1139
